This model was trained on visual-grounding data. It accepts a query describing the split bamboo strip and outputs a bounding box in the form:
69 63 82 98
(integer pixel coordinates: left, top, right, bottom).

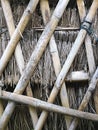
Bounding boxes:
0 0 39 76
35 1 98 130
1 0 38 128
69 67 98 130
1 91 98 122
40 0 71 129
0 0 70 129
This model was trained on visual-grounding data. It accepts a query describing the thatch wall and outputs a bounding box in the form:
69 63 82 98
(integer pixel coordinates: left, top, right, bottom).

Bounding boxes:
0 0 98 130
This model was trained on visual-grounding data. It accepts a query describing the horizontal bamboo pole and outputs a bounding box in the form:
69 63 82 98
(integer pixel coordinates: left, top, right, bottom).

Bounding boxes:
0 0 70 129
1 0 38 128
69 67 98 130
40 0 70 128
1 91 98 122
35 1 98 130
0 0 39 76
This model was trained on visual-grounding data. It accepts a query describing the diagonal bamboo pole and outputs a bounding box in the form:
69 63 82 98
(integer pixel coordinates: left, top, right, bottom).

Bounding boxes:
0 90 98 122
1 0 38 128
35 1 98 130
0 0 39 76
40 0 71 129
0 0 70 129
68 1 96 130
68 67 98 130
77 0 96 76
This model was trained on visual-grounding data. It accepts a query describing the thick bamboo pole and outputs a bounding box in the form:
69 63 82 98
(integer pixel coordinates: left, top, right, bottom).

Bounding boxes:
0 0 70 129
0 0 39 76
1 0 38 128
1 91 98 122
40 0 71 129
35 1 98 130
69 67 98 130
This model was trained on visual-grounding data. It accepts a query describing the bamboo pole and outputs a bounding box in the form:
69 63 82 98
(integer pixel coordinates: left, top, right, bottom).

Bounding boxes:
1 91 98 122
77 0 96 76
67 1 96 130
69 67 98 130
0 0 39 76
40 0 71 129
1 0 38 128
0 0 70 129
35 1 98 130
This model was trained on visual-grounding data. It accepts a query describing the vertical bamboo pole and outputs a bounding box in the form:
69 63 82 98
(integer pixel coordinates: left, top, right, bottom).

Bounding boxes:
0 0 70 129
35 1 98 130
40 0 71 129
0 0 39 76
0 0 38 128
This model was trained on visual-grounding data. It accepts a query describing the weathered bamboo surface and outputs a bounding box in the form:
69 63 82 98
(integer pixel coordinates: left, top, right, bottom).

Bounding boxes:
0 0 38 128
0 0 98 130
0 0 70 129
1 90 98 122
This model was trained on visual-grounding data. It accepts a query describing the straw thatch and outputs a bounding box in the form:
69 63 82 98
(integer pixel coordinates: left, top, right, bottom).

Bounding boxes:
0 0 98 130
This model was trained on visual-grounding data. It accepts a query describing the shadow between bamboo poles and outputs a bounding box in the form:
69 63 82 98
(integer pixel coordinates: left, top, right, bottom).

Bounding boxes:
68 1 96 130
40 0 71 129
0 0 70 129
1 91 98 122
0 0 38 128
35 1 98 130
68 67 98 130
0 0 39 76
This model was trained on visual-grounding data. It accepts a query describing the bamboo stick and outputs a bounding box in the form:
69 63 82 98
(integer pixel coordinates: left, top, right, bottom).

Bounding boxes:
0 0 70 129
69 67 98 130
68 1 96 129
77 0 96 76
0 0 39 76
40 0 71 129
1 0 38 128
1 91 98 122
35 1 98 130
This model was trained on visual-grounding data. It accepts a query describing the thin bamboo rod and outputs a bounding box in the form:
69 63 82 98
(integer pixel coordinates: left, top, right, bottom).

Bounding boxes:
0 0 70 129
0 0 39 76
1 0 38 128
40 0 71 129
69 67 98 130
35 1 98 130
1 91 98 122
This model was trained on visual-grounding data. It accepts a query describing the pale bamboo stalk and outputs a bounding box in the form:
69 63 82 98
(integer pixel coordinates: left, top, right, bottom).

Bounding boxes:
40 0 71 129
68 1 96 130
0 0 39 76
1 91 98 122
0 0 70 129
35 1 98 129
1 0 38 128
69 67 98 130
77 0 96 76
